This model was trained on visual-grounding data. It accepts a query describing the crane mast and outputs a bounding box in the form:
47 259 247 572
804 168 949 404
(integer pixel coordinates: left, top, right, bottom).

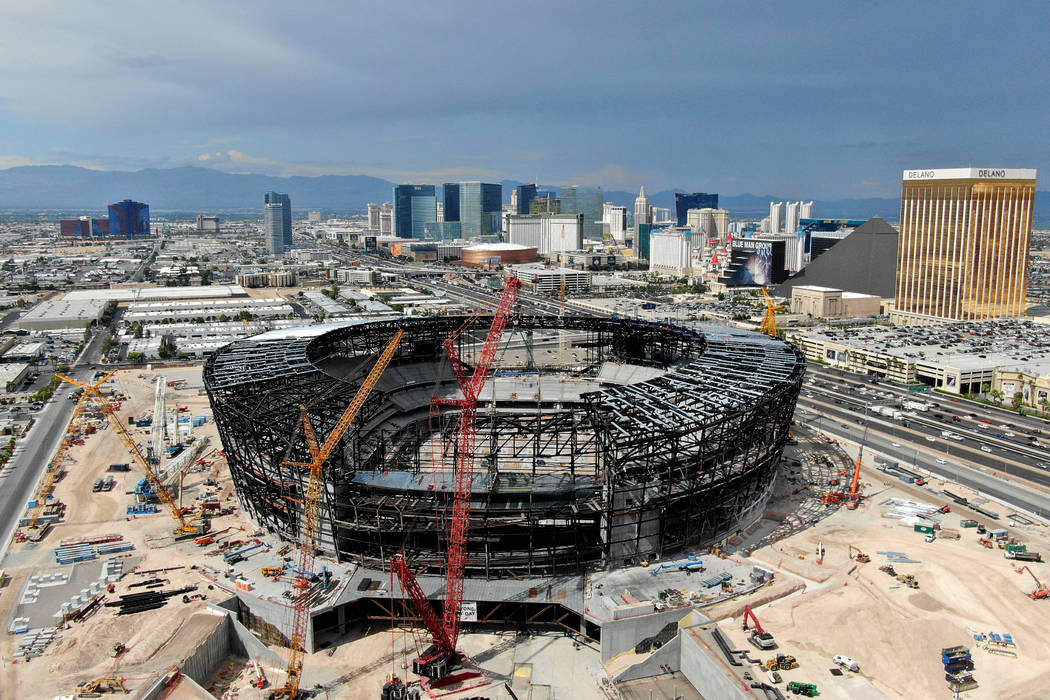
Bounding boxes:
392 277 522 677
269 329 404 700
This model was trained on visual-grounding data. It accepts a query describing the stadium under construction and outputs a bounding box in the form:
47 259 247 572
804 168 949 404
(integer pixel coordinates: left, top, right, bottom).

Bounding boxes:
203 312 805 648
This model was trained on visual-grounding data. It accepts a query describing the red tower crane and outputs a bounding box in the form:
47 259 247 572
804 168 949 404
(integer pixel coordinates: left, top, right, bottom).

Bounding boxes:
846 447 864 510
391 276 522 680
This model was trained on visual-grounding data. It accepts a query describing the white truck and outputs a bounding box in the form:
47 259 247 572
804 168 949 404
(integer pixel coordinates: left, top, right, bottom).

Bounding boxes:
903 400 930 412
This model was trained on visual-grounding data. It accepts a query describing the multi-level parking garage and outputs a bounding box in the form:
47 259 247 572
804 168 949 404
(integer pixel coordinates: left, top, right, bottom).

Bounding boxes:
204 316 805 578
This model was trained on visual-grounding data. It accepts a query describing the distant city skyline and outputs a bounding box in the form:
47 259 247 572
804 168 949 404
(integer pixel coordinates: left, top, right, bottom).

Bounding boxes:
0 2 1046 199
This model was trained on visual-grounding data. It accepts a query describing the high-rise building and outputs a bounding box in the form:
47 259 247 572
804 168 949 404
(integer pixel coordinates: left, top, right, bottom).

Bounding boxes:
769 202 784 234
506 213 584 254
531 192 560 214
367 203 381 230
649 229 695 277
264 203 286 255
379 202 393 235
515 184 538 215
442 183 460 225
674 192 718 226
687 208 730 241
894 167 1037 322
264 191 292 248
634 186 651 226
636 223 653 261
455 182 502 237
196 215 220 232
108 199 150 238
785 201 800 234
800 201 814 220
60 217 109 237
560 185 603 239
603 204 628 242
393 185 437 239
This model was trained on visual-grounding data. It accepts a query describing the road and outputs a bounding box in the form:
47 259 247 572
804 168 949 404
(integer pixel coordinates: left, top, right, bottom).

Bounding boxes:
0 367 94 553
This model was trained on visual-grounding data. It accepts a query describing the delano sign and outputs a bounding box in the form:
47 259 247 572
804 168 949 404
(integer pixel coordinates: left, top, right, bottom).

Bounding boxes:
903 168 1037 181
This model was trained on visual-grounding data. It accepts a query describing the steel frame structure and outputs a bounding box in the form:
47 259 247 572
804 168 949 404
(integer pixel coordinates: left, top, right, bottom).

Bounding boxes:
205 316 804 579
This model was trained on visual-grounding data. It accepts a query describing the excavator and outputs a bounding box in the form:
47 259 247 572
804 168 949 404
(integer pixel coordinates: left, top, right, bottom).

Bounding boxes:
849 545 870 563
1017 566 1049 600
742 605 777 650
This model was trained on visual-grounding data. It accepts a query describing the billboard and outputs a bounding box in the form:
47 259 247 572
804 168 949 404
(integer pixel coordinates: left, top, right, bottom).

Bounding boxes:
364 236 377 249
726 239 786 286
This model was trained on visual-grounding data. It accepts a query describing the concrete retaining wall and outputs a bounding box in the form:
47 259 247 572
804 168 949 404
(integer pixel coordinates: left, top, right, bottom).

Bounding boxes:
680 625 754 700
613 633 682 682
599 607 692 662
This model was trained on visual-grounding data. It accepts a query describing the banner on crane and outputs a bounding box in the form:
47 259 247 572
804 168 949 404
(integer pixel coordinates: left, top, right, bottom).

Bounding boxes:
460 601 478 622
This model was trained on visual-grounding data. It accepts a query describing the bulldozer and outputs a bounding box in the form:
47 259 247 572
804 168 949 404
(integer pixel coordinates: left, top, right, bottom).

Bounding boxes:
766 654 799 671
75 677 128 695
878 564 896 577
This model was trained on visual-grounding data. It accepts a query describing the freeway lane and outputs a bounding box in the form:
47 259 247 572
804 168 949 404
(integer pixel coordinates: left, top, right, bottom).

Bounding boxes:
796 394 1050 488
803 411 1050 521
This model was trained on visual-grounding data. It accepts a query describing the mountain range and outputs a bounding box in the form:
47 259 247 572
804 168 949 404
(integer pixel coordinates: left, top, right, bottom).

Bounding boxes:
0 165 1047 223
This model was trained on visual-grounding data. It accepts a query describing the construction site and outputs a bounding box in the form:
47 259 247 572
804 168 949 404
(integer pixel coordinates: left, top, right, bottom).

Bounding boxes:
2 279 1050 699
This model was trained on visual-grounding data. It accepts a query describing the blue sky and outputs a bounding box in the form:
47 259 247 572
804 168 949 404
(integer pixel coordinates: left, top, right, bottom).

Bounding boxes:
1 1 1047 198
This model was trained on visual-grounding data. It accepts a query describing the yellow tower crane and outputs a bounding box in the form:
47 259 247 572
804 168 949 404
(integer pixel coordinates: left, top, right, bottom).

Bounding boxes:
268 329 404 700
759 287 785 337
57 372 208 536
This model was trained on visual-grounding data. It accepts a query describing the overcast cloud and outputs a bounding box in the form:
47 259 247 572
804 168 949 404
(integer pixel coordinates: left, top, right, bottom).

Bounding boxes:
0 0 1047 197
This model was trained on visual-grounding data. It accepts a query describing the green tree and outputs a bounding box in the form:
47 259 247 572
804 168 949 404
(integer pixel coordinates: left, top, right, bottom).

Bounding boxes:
1012 391 1025 413
989 389 1005 406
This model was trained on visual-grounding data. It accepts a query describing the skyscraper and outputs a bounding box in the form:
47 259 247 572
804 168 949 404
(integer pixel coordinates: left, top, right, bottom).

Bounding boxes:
895 167 1037 322
634 186 651 226
393 185 437 239
442 183 460 225
264 203 287 255
785 201 800 234
769 202 784 234
515 184 538 215
675 192 718 226
367 203 381 230
264 191 292 249
108 199 150 238
560 185 603 239
603 204 628 241
455 182 502 237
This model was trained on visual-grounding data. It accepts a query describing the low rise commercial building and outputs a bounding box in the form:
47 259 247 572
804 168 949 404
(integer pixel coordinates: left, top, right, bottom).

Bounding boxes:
791 285 882 319
789 319 1050 393
16 298 107 331
0 363 31 392
124 297 292 324
508 263 592 294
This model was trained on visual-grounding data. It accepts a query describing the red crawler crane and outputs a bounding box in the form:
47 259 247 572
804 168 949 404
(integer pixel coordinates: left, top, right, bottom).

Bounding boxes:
846 446 863 510
391 276 522 681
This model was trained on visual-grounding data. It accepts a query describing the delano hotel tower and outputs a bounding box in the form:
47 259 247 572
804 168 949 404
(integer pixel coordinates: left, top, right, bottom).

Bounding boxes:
894 168 1037 324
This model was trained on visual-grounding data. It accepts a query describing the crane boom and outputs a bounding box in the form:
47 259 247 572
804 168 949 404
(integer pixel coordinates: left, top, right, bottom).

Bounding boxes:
392 277 521 673
58 373 191 532
759 287 784 337
270 329 404 700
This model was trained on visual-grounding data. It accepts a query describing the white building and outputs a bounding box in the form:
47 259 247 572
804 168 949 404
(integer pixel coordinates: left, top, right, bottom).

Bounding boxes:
367 203 381 231
602 204 628 242
506 214 584 255
508 263 592 294
769 201 813 233
768 202 784 234
648 229 695 277
634 186 651 226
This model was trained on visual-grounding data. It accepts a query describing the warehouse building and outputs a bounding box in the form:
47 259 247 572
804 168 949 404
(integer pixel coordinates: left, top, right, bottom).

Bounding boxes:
16 299 107 331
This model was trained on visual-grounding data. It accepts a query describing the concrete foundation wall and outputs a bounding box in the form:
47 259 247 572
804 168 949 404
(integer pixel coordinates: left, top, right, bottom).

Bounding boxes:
599 607 692 662
613 633 681 682
181 612 233 685
680 626 754 700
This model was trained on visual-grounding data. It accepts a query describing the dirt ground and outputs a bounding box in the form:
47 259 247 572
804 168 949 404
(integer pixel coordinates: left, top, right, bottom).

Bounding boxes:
0 366 253 700
722 468 1050 700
